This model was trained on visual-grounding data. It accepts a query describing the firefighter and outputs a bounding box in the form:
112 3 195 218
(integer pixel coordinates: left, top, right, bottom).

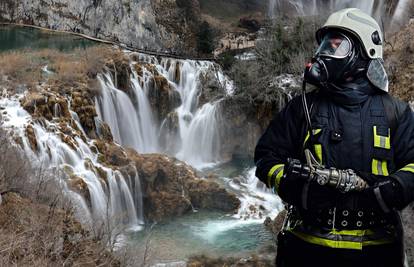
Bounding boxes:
254 8 414 267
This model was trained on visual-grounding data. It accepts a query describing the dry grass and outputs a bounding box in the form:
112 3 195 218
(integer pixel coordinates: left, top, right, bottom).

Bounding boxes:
0 51 42 89
0 45 126 91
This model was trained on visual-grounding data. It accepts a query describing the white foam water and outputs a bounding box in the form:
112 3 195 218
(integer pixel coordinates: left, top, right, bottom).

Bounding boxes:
95 52 234 169
0 95 144 232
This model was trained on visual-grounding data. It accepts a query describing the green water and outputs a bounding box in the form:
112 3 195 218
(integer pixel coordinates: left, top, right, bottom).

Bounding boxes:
0 25 98 52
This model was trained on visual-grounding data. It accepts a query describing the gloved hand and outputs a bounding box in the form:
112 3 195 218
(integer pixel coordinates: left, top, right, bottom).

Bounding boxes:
358 173 405 212
279 158 336 210
278 159 307 206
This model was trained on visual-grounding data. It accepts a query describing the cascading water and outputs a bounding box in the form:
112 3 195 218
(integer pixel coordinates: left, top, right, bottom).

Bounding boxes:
268 0 277 18
0 94 144 232
95 52 233 169
268 0 409 27
232 167 284 221
177 102 221 167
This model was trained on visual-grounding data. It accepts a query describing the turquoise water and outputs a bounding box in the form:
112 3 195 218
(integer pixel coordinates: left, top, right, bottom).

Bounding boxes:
129 160 276 264
130 210 273 264
0 25 98 52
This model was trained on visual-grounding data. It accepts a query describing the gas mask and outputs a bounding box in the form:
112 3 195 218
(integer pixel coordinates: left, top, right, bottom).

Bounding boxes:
305 31 365 88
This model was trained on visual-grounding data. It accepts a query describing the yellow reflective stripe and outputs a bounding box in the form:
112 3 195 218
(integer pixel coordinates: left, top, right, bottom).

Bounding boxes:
314 144 323 164
290 230 362 250
362 239 395 246
381 160 389 176
290 230 394 250
267 164 284 188
373 126 391 149
274 167 285 193
400 163 414 174
330 229 375 237
303 129 322 146
372 158 389 176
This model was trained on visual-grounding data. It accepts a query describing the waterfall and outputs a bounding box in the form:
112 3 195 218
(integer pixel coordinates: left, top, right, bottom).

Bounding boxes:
177 102 222 168
268 0 277 18
0 96 144 231
393 0 410 23
232 167 284 221
268 0 406 25
95 52 234 169
95 72 157 153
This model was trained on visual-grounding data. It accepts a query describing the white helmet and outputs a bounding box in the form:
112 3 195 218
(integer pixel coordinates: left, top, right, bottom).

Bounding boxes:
316 8 388 92
316 8 383 59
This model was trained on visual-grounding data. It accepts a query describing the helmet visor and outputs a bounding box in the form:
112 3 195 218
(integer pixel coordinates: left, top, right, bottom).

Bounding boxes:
316 32 352 59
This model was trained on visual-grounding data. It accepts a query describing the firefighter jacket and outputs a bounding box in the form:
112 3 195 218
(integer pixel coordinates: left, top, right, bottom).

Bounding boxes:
254 79 414 250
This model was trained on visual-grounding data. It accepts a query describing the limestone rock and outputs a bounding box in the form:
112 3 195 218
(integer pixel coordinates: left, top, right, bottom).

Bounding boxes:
147 74 182 123
197 65 226 107
68 175 90 203
25 124 38 151
21 90 71 121
70 89 98 138
264 210 287 241
94 140 129 167
186 179 240 212
125 149 241 221
0 0 202 56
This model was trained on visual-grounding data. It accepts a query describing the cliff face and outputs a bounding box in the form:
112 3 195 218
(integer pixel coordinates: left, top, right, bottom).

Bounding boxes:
0 0 200 55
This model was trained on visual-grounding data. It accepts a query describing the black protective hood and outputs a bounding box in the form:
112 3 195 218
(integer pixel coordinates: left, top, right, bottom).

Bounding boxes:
319 77 377 106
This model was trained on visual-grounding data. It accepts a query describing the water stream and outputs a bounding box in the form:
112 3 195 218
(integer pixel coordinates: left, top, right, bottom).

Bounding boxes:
95 52 232 169
267 0 410 28
0 26 281 263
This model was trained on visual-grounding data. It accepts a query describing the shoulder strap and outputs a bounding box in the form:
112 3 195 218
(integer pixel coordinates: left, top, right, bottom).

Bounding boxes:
309 90 322 123
381 94 406 134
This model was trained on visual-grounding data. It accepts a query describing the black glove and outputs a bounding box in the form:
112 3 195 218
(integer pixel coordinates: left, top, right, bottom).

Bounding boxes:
280 159 336 210
359 173 405 212
278 159 307 206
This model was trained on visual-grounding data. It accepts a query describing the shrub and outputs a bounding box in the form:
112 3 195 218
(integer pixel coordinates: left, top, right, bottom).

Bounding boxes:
197 21 215 55
225 16 322 96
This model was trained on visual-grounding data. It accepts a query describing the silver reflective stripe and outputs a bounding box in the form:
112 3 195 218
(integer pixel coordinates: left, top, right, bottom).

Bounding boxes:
374 187 390 213
376 160 384 175
379 136 386 149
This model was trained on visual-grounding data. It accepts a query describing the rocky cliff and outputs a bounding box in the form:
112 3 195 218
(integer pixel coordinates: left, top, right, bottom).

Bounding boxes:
0 0 201 55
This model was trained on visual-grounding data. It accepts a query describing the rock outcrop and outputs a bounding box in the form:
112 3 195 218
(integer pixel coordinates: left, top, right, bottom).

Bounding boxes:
142 64 182 123
126 150 240 221
0 0 201 56
197 66 227 107
218 74 301 161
